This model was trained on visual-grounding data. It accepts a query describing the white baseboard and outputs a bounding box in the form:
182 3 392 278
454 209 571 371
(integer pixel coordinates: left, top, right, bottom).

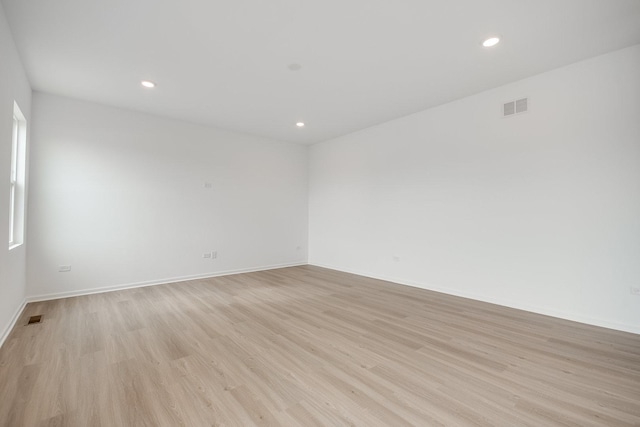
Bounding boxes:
27 262 307 303
0 298 27 349
309 262 640 336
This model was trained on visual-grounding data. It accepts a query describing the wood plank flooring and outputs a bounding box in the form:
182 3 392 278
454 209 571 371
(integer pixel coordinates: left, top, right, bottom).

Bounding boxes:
1 265 639 426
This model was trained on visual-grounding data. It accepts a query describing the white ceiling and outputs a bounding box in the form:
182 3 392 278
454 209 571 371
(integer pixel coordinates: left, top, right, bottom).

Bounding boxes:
3 0 640 144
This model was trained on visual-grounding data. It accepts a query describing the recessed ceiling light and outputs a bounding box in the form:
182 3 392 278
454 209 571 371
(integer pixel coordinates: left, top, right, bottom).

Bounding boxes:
141 80 156 88
482 37 500 47
296 122 305 128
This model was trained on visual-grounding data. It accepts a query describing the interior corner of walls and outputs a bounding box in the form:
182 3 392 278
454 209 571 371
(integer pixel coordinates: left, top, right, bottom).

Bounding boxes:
0 298 27 349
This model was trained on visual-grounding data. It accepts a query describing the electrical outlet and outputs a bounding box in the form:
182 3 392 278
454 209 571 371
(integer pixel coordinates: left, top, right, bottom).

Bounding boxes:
58 265 71 272
212 251 217 259
631 286 640 295
393 256 400 262
204 182 212 189
202 252 212 259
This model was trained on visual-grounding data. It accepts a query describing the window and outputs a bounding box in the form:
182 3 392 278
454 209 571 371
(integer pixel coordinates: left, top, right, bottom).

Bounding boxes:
9 102 26 249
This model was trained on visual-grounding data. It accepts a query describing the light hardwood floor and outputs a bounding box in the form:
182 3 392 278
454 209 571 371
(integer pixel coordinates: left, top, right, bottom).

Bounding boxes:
1 265 639 426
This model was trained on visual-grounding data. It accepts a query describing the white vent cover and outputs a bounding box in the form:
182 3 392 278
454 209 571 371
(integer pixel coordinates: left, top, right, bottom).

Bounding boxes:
503 97 528 117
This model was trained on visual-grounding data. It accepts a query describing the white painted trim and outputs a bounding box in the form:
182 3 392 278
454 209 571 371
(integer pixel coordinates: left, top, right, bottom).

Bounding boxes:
309 262 640 336
27 262 307 303
0 298 27 349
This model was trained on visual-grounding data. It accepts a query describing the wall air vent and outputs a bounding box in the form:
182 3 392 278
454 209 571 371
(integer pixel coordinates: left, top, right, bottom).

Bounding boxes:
503 97 528 117
503 101 515 116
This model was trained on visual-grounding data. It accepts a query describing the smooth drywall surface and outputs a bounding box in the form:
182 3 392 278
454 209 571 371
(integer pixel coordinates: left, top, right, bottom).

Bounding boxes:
309 45 640 333
28 93 308 297
0 2 31 344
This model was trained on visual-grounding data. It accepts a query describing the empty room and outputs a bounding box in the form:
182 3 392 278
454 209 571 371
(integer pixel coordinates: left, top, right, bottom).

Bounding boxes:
1 0 639 425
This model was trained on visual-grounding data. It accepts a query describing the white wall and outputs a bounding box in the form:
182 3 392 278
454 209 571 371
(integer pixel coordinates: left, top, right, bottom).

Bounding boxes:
0 2 31 344
309 45 640 334
28 93 308 298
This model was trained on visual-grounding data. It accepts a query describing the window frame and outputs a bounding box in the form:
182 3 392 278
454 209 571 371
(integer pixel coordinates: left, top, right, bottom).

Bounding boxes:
9 102 26 250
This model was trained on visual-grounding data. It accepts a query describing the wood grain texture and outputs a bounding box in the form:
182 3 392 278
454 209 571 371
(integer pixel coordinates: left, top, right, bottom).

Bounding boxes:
1 265 639 426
